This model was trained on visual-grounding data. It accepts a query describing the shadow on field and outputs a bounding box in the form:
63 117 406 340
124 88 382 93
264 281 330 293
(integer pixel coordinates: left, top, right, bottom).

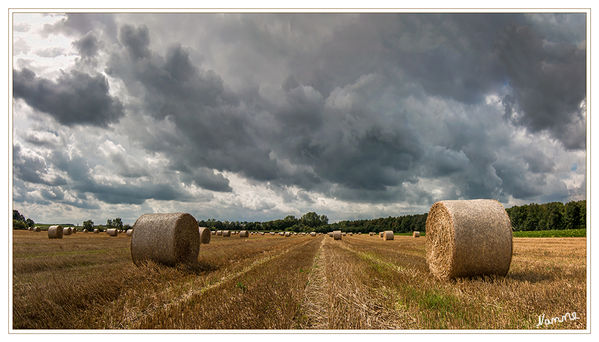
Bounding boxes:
506 270 552 283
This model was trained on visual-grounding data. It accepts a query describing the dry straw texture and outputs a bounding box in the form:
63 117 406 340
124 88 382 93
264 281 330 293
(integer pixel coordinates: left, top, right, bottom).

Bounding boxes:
222 230 231 237
239 230 249 238
107 229 118 237
413 231 420 238
126 229 134 237
131 212 200 267
199 227 211 244
383 231 394 240
425 199 513 280
93 229 99 233
47 225 63 239
333 230 342 240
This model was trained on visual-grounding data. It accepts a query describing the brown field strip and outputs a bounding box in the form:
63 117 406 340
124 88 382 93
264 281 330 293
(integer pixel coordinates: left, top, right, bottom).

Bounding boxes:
12 231 587 329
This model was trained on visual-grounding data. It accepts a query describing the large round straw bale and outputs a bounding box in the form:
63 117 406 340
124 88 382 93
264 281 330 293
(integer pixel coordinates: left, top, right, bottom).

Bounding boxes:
425 199 513 280
222 230 231 237
369 232 374 236
199 227 211 244
310 232 316 237
93 228 99 233
279 232 284 236
413 231 420 238
211 230 216 235
126 229 134 237
131 212 200 266
284 231 291 237
27 227 32 231
216 230 222 236
239 230 249 238
260 232 265 235
63 227 72 235
34 227 41 232
383 231 394 240
333 230 342 240
379 232 384 238
47 225 63 239
83 229 88 233
107 228 118 236
270 232 275 235
72 228 77 234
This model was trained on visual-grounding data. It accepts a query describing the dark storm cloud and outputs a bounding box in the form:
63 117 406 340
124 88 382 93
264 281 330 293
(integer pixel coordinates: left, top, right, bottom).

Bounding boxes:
13 144 66 186
49 150 201 205
14 13 583 211
100 14 584 205
13 68 124 127
73 32 100 60
496 23 586 149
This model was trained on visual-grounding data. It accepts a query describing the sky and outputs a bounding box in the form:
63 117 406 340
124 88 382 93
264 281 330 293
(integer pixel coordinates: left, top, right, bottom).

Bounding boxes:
11 12 587 225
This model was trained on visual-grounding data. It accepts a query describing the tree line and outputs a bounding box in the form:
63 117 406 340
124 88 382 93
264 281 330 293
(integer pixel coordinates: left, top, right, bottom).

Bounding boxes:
198 200 586 233
13 199 586 233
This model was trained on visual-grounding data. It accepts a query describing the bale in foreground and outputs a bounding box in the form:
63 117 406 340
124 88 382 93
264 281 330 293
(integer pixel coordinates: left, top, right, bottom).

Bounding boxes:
47 225 63 239
425 199 513 280
199 227 211 244
131 212 200 266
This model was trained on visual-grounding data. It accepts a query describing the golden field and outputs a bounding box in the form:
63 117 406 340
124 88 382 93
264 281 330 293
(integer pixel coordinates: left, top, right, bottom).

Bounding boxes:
12 230 586 329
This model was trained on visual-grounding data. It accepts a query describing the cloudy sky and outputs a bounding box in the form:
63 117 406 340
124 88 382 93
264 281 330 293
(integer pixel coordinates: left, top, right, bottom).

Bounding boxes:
11 12 587 225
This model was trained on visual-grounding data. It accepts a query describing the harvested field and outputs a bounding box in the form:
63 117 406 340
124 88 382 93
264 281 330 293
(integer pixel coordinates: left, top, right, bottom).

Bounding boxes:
12 231 586 330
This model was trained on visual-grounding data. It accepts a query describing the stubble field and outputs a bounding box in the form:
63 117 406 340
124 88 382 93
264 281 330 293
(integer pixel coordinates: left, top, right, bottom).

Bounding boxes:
12 230 586 330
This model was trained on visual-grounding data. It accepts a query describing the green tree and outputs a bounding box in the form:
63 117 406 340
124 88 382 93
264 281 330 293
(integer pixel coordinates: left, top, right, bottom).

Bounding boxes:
83 220 94 231
26 218 35 228
113 218 123 229
564 201 581 229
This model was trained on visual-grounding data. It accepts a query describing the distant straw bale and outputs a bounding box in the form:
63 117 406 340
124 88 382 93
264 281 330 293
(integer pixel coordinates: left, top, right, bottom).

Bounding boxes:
333 230 342 240
107 228 118 237
239 230 249 238
310 232 316 237
222 230 231 237
93 229 99 233
47 225 63 239
199 227 211 244
126 229 134 237
383 231 394 240
413 231 420 238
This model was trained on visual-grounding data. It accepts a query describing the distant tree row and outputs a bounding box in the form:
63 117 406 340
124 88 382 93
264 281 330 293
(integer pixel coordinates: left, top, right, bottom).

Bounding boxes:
197 200 586 233
198 212 329 232
506 200 586 231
